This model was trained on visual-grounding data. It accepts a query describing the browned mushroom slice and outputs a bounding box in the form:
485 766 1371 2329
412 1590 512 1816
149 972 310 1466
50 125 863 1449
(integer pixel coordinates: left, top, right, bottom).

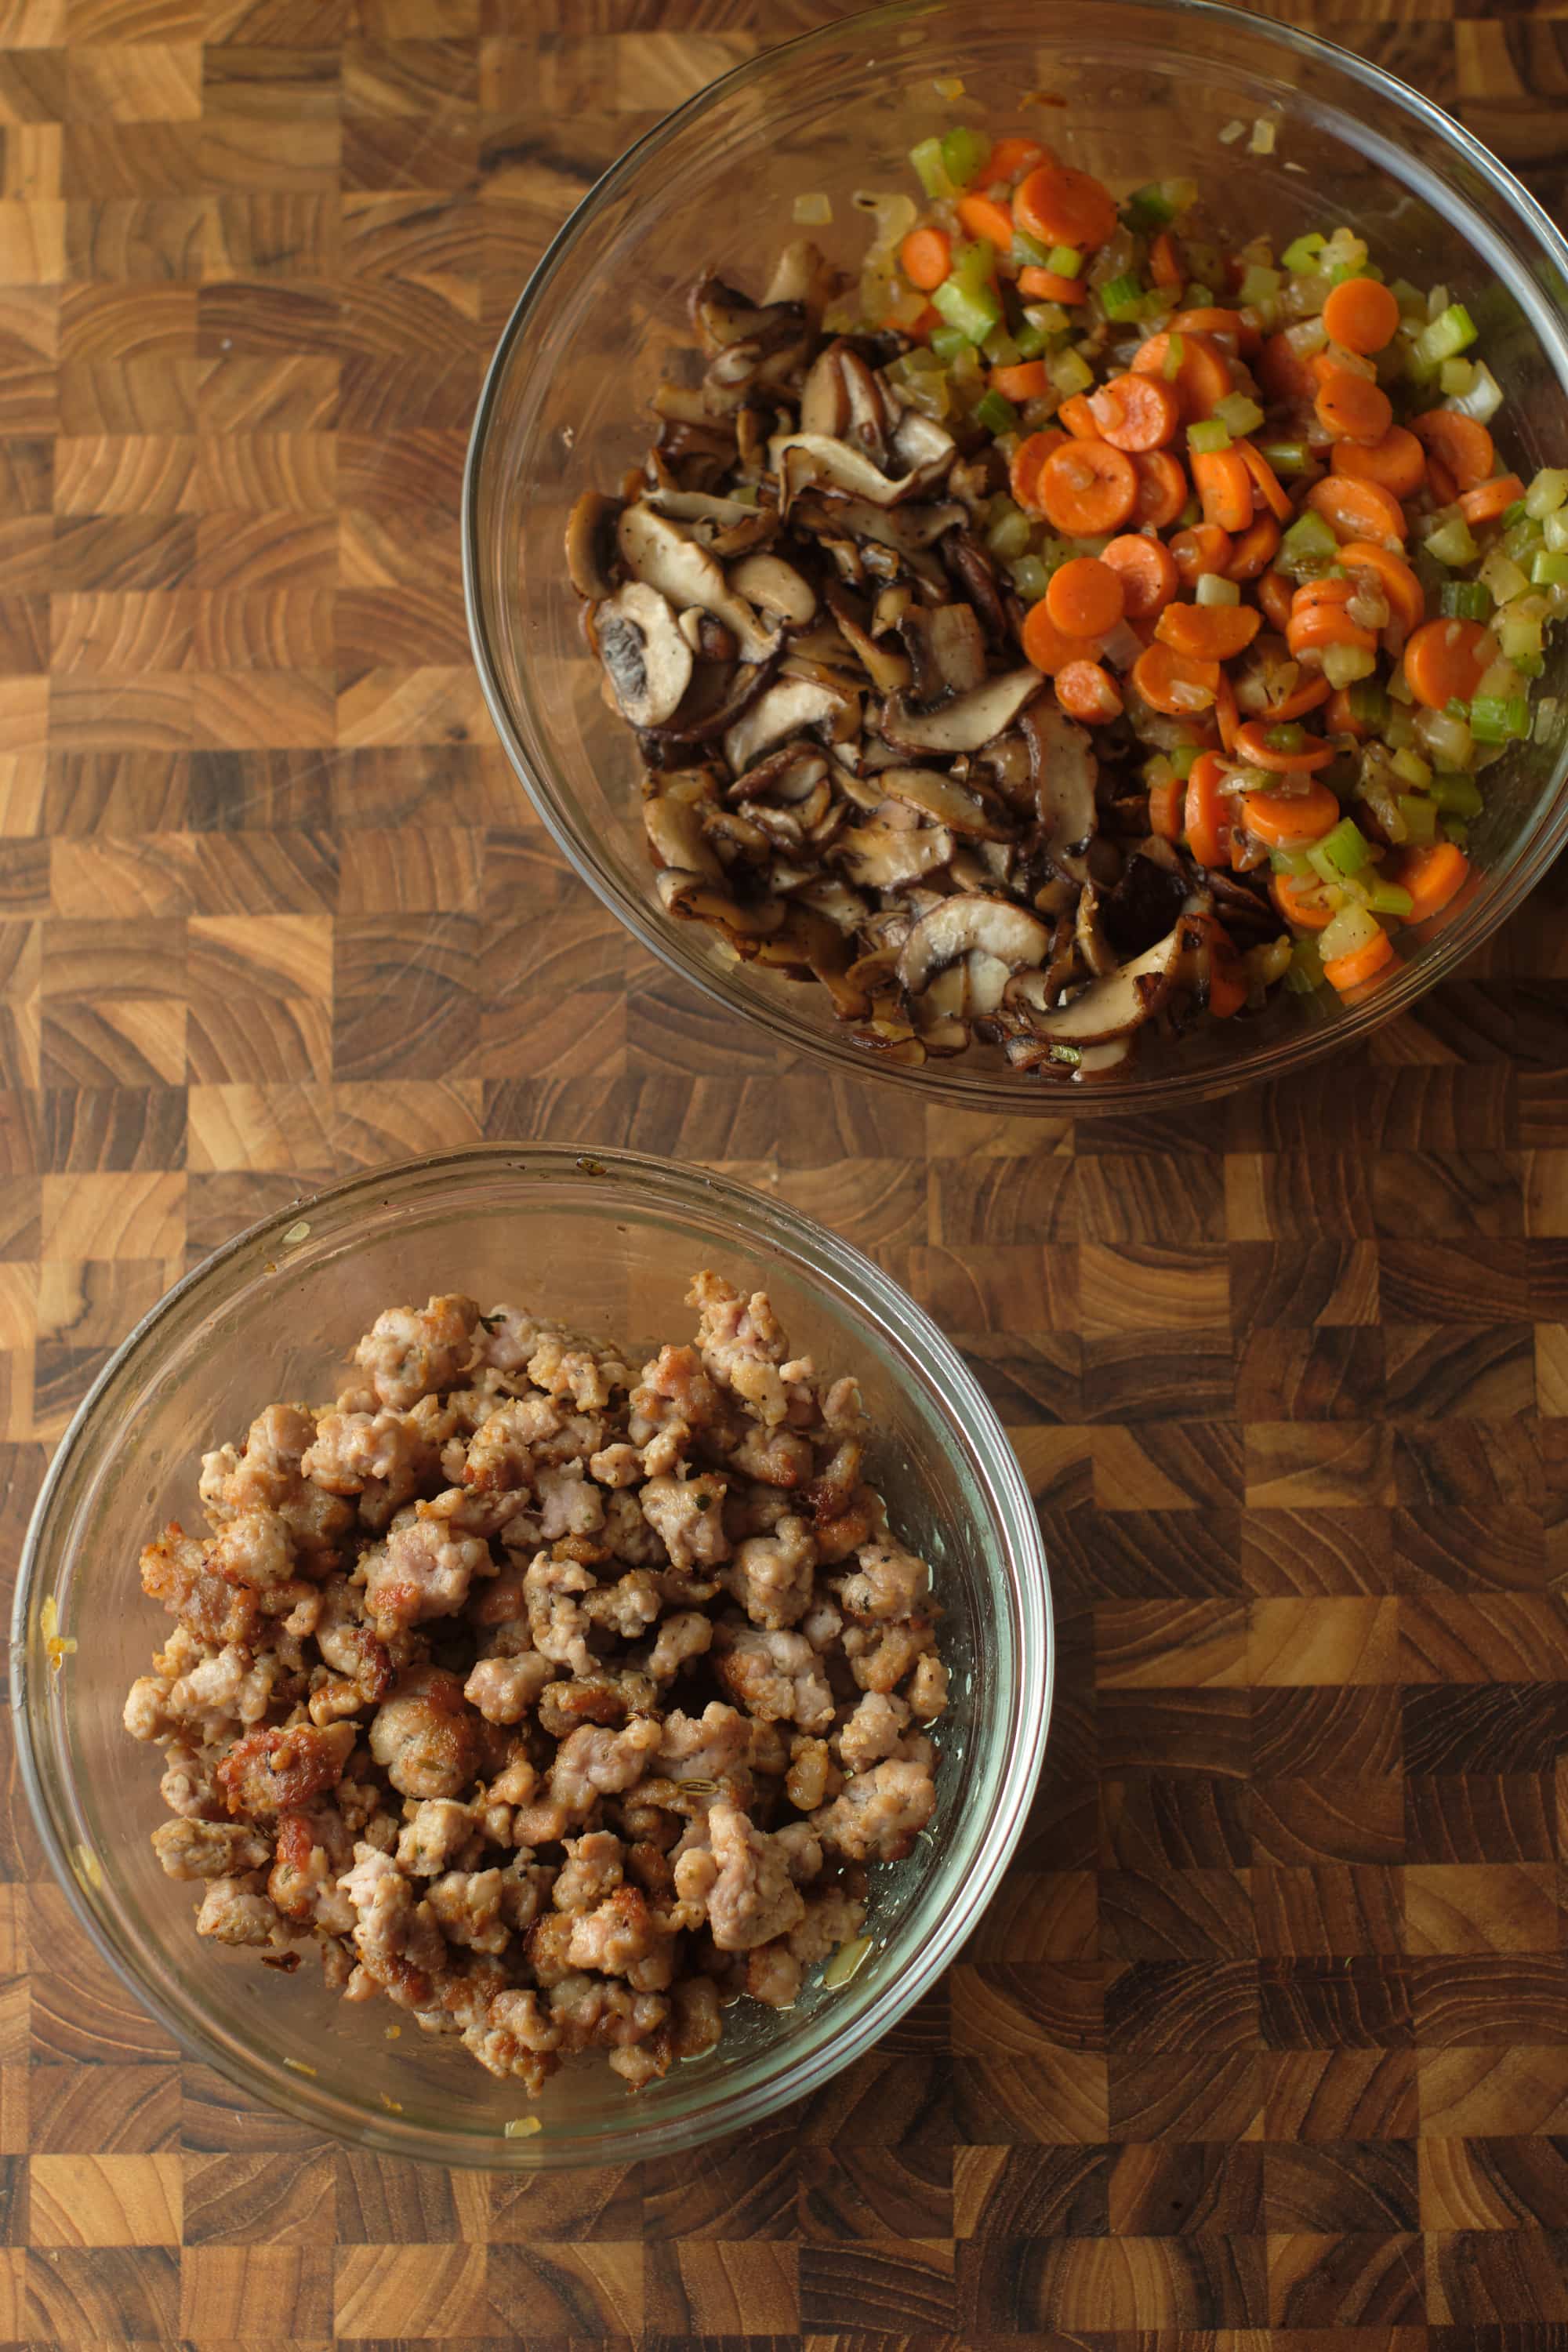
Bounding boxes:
642 791 723 881
877 766 1011 841
743 906 870 1019
722 672 859 778
677 608 738 662
889 408 956 475
763 239 840 317
839 817 955 891
911 961 969 1055
564 491 624 600
691 275 804 354
772 434 951 516
1004 916 1189 1044
1020 700 1098 866
639 646 780 758
726 745 829 807
593 582 693 728
1005 1029 1138 1080
656 869 787 942
896 895 1051 1000
1075 883 1119 978
645 487 778 560
617 503 776 662
824 586 912 695
730 552 817 626
898 603 988 702
942 529 1009 644
879 668 1044 757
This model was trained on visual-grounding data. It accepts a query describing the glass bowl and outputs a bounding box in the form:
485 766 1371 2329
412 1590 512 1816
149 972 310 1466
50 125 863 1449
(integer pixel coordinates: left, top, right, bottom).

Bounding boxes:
464 0 1568 1116
12 1145 1051 2169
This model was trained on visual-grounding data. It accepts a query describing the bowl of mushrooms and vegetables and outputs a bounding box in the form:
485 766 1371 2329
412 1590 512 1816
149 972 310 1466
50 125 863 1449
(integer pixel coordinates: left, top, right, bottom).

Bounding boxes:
464 0 1568 1106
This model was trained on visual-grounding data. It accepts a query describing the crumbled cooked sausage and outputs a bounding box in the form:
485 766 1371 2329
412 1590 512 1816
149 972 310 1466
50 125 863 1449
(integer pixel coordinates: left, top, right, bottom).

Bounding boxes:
127 1271 944 2095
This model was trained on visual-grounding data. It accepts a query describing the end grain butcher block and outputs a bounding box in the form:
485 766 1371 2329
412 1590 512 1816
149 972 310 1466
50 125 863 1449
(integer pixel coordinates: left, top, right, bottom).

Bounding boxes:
0 0 1566 2342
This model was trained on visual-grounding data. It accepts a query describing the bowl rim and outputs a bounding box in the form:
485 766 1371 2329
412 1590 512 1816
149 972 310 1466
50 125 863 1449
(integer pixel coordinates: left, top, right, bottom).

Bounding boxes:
11 1141 1054 2168
463 0 1568 1116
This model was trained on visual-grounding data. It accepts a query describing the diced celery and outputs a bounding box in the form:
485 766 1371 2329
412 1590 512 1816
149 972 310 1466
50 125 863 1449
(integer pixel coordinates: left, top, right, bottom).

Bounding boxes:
985 507 1032 560
1162 332 1187 383
1499 612 1544 662
1048 347 1094 397
1214 391 1265 438
1413 303 1478 368
1347 679 1388 728
1440 357 1476 396
1318 898 1385 964
1312 816 1374 877
940 125 990 189
1177 497 1202 530
1422 515 1480 568
1532 550 1568 588
928 323 971 365
1544 510 1568 554
1283 937 1325 993
1515 652 1546 678
1195 573 1241 607
1122 182 1176 232
1271 845 1316 876
1479 548 1530 604
1525 468 1568 520
975 388 1019 436
982 325 1022 368
1046 245 1083 278
931 269 1000 345
1390 747 1432 789
1276 510 1340 579
1439 580 1494 621
1468 694 1531 742
909 136 954 201
1189 418 1232 455
1022 300 1069 336
1428 771 1483 818
1099 272 1145 321
1169 744 1203 779
1256 438 1312 477
1011 318 1048 360
1010 554 1051 602
1237 264 1282 306
1365 879 1414 917
1011 229 1051 268
1281 231 1327 274
1181 283 1215 309
1397 793 1440 844
1501 500 1530 528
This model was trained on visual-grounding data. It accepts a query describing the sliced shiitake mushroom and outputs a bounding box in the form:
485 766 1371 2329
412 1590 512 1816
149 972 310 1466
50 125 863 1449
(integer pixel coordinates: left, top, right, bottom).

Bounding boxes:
1020 700 1098 870
565 491 624 600
896 895 1051 999
879 668 1044 757
1075 883 1118 978
730 552 817 626
593 582 693 728
1003 911 1196 1044
838 816 954 891
656 869 787 942
877 765 1011 841
722 673 859 778
642 791 722 881
898 603 988 702
645 486 778 560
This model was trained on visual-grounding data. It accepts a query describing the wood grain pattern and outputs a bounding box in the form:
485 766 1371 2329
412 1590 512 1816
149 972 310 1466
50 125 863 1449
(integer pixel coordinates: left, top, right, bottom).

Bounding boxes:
0 0 1565 2342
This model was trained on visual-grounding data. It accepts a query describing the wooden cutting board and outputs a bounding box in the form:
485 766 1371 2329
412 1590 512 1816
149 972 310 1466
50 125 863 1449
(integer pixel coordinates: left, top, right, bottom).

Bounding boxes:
0 0 1565 2339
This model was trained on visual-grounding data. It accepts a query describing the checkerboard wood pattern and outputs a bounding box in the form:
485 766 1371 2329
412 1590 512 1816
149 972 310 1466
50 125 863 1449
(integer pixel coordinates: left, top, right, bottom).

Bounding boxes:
0 0 1566 2339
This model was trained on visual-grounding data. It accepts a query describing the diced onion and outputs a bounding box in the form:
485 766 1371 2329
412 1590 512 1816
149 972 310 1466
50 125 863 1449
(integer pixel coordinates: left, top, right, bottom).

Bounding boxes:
1195 573 1241 607
1444 361 1504 424
1319 899 1384 963
793 193 833 227
823 1936 874 1990
504 2115 543 2138
1218 119 1245 144
1321 642 1377 688
1248 116 1278 154
1413 706 1475 770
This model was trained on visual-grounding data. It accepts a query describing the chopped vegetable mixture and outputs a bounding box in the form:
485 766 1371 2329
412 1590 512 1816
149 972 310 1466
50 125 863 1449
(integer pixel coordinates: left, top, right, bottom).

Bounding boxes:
568 123 1566 1081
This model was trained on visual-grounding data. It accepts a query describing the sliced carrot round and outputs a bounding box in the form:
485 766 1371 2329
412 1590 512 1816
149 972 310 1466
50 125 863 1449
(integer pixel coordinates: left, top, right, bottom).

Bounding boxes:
1323 928 1396 993
1236 440 1294 524
992 358 1048 403
1171 522 1232 586
1258 331 1316 406
1156 600 1262 662
1320 275 1401 356
1272 869 1336 931
1131 449 1189 529
1038 440 1139 535
1305 474 1406 548
1058 393 1102 441
1087 371 1180 452
899 227 951 292
1168 305 1261 358
1458 473 1526 525
1214 666 1240 754
1242 778 1340 842
1101 532 1180 619
1014 161 1118 251
1132 641 1221 716
1016 264 1088 305
1149 230 1183 290
1047 554 1125 638
1337 540 1425 640
1392 839 1470 921
956 192 1015 249
1315 369 1394 446
1021 599 1099 676
1233 719 1337 775
1411 409 1494 492
1149 765 1185 840
1256 668 1330 724
1257 571 1294 633
987 136 1046 184
1192 445 1254 532
1403 615 1494 710
1206 917 1249 1016
1286 601 1376 660
1054 659 1123 724
1184 750 1232 866
1331 427 1426 500
1426 453 1460 507
1226 513 1281 580
1132 328 1234 420
1009 428 1068 514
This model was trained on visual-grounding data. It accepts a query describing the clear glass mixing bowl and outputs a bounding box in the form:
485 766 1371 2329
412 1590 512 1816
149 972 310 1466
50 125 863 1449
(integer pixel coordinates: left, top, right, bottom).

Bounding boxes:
12 1146 1051 2168
464 0 1568 1115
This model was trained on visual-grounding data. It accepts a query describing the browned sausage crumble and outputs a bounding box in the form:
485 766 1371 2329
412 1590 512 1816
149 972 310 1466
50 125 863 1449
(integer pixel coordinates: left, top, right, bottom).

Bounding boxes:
123 1276 947 2095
